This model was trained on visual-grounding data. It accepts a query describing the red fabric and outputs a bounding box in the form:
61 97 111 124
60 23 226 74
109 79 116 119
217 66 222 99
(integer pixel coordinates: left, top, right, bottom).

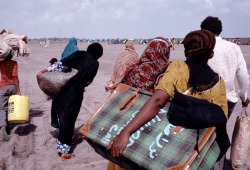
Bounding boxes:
0 60 18 89
123 38 171 92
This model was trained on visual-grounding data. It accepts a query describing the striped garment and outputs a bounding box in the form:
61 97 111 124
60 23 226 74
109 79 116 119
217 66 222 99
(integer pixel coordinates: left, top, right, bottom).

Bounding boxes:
0 60 18 89
108 47 139 90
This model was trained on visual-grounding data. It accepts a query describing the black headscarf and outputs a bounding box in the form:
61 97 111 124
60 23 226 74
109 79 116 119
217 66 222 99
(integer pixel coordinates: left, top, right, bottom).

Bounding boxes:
86 42 103 60
182 30 219 92
61 43 103 88
61 42 103 68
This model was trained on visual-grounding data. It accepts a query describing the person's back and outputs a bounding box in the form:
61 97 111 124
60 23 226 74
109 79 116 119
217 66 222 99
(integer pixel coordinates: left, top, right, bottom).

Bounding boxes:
122 37 172 92
200 15 250 170
53 42 103 160
208 38 248 103
157 60 228 115
62 43 102 88
200 16 249 115
171 38 176 50
0 51 20 141
0 60 17 88
105 40 139 92
0 52 20 94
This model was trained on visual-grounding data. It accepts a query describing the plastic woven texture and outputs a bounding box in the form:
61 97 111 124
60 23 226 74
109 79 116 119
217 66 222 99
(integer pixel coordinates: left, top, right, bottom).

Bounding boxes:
231 107 250 169
37 69 78 97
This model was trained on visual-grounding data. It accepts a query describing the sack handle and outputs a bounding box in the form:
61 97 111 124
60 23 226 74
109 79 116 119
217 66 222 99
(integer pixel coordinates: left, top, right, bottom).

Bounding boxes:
120 88 141 111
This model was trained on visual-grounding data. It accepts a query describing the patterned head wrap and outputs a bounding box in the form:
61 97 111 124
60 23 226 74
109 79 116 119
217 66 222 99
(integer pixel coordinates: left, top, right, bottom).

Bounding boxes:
182 30 215 60
123 37 171 92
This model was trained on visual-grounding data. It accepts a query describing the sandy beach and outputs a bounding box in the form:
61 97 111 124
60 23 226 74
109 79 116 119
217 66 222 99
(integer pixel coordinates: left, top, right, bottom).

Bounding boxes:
0 41 250 170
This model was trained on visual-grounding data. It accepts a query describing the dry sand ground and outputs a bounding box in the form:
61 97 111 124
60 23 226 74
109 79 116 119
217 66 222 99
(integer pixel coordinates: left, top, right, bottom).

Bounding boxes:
0 42 250 170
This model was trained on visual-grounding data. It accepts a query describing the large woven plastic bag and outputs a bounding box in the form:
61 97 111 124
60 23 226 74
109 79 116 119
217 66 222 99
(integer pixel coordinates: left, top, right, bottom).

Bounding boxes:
0 40 12 61
230 107 250 169
0 29 31 59
37 69 78 97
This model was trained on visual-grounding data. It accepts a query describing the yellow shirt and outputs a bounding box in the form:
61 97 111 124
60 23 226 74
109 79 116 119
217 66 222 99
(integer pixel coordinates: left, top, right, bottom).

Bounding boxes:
155 61 228 118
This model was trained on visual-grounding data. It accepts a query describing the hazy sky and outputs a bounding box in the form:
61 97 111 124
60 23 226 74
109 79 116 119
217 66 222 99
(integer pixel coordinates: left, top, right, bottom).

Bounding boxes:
1 0 249 39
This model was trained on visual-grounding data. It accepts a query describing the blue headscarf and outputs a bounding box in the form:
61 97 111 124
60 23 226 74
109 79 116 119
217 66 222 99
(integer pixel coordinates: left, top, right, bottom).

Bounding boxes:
61 37 79 60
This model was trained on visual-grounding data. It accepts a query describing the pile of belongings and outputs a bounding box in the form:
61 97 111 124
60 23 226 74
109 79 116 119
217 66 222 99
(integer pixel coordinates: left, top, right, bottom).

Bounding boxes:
0 28 31 61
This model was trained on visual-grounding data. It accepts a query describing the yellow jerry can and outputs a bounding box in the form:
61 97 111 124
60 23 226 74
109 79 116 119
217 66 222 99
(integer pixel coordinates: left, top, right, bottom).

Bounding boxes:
7 95 29 123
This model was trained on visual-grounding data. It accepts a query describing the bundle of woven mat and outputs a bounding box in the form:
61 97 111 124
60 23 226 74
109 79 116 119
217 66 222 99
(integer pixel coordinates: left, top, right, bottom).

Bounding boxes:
0 28 31 61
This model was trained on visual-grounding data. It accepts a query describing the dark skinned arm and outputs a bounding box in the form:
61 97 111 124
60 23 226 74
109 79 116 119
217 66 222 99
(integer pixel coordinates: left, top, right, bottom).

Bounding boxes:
36 69 48 78
108 90 170 157
13 77 21 95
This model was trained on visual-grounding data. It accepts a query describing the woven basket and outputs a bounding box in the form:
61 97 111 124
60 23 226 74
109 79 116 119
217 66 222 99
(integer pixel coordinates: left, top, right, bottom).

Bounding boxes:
37 69 78 97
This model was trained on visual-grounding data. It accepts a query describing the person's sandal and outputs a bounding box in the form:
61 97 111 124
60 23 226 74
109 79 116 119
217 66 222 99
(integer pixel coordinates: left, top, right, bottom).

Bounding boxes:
1 126 9 141
60 153 76 161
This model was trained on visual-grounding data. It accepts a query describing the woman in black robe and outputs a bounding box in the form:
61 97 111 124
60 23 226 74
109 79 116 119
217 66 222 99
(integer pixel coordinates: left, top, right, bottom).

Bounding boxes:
52 42 103 160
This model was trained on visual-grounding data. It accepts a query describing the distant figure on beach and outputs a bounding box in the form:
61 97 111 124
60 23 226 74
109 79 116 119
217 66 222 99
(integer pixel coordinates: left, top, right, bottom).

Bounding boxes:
108 30 229 169
61 37 79 60
236 38 241 45
44 39 48 48
122 37 172 92
105 40 139 93
171 38 176 50
0 51 21 141
200 16 250 170
177 38 180 45
52 43 103 160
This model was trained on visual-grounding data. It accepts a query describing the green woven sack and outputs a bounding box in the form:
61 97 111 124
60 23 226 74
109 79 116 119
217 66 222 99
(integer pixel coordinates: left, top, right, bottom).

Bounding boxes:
80 83 220 170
